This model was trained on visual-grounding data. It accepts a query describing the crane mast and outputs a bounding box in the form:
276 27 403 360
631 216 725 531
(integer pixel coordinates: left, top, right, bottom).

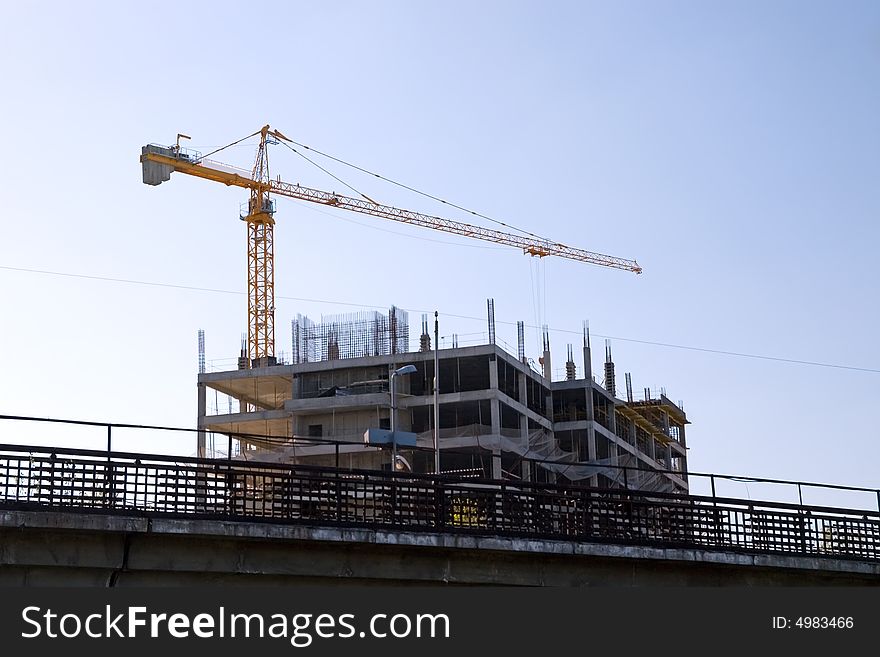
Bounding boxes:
243 126 276 365
141 125 641 367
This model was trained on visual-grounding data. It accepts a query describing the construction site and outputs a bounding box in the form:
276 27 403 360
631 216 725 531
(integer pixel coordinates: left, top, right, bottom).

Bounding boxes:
143 125 689 495
2 121 878 590
197 305 689 493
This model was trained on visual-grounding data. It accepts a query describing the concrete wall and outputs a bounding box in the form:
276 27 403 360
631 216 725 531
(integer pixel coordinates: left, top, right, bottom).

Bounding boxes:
292 409 393 439
2 510 877 587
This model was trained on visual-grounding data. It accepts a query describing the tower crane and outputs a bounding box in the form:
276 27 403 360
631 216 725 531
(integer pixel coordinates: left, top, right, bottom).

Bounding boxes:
141 125 641 368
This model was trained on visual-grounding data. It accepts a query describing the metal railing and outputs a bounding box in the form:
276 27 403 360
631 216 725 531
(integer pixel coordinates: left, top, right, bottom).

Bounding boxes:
2 414 879 511
0 442 878 562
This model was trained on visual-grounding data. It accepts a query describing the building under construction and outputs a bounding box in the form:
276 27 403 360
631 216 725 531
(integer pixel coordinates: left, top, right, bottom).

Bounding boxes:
145 127 683 490
197 302 689 494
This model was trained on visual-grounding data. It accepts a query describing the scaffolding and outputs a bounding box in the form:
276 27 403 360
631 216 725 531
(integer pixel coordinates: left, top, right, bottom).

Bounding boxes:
291 307 410 363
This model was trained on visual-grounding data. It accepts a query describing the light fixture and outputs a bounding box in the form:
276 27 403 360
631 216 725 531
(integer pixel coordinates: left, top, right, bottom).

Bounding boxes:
393 454 412 473
390 364 417 472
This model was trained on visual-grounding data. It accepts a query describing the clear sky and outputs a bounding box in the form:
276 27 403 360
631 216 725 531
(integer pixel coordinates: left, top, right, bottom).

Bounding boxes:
1 1 878 507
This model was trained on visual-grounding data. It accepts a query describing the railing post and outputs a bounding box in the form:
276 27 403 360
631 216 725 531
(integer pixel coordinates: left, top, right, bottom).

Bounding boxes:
335 471 342 522
623 466 628 490
435 479 444 530
710 473 719 535
105 425 114 509
876 490 879 514
800 511 809 554
226 469 234 517
48 453 56 507
498 482 505 534
797 483 804 507
390 473 397 526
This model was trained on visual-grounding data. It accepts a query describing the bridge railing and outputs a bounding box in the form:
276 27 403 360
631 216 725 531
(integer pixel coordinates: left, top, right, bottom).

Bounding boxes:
0 443 877 562
3 413 879 514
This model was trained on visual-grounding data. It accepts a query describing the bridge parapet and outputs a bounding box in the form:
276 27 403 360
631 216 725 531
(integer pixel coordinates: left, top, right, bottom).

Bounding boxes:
0 443 878 572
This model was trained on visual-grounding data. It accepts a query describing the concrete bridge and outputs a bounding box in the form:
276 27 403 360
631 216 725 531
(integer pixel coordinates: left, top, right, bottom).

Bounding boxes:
0 443 878 586
1 508 879 586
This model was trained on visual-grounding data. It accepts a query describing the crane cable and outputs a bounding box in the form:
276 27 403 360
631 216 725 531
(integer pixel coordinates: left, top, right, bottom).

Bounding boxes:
3 264 880 374
276 139 379 206
197 129 262 162
200 128 602 260
274 133 549 242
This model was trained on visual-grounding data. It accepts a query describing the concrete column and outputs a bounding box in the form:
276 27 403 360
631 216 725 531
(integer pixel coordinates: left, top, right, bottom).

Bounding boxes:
586 442 599 487
581 388 597 487
490 398 502 479
518 414 531 482
197 382 207 458
583 343 593 384
678 421 689 480
627 416 638 489
196 381 208 511
584 347 596 420
608 441 619 488
585 385 598 486
608 401 618 437
656 410 669 465
488 357 502 479
518 371 531 481
545 389 557 484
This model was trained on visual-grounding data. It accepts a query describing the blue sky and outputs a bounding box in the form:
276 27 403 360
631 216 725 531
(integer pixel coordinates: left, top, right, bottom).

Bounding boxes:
1 1 878 505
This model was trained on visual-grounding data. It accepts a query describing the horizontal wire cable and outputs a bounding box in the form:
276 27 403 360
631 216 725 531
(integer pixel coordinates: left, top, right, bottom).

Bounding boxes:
2 264 877 374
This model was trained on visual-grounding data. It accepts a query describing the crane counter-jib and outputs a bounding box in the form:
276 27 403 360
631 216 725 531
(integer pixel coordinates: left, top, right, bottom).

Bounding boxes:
141 146 265 191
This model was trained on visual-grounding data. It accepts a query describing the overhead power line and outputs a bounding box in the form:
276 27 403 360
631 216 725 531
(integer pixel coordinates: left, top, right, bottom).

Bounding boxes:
2 264 878 375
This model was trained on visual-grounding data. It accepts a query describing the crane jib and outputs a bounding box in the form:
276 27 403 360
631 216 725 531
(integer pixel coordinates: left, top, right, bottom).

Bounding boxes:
141 144 641 273
141 143 640 273
142 132 644 364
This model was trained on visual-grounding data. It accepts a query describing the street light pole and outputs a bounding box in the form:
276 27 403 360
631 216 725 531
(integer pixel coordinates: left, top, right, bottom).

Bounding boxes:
391 370 399 471
390 364 417 472
433 311 440 475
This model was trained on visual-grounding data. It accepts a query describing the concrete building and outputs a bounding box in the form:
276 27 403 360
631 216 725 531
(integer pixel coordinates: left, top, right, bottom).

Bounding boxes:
197 306 689 493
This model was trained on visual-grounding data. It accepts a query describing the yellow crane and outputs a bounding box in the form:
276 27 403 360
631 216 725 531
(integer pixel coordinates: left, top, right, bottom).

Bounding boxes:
141 125 641 367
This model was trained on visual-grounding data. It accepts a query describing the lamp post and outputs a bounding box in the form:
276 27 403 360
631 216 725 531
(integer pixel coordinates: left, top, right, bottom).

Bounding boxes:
433 311 440 475
390 364 417 472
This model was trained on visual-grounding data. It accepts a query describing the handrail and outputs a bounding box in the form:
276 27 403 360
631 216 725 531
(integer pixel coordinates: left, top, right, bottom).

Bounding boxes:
1 444 877 562
1 413 878 508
